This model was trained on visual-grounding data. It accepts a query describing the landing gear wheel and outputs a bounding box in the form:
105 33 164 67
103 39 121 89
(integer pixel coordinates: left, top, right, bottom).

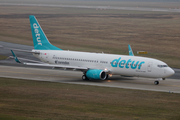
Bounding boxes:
154 81 159 85
82 75 89 81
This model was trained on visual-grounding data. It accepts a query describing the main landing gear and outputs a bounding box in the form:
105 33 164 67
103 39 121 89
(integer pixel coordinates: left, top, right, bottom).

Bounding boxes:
82 75 89 81
154 81 159 85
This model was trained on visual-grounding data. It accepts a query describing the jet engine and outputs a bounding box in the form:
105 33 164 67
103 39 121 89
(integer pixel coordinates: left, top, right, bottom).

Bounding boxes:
85 69 107 80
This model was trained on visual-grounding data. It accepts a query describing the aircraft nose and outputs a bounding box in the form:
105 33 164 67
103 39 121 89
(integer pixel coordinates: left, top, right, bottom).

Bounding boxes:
166 68 175 77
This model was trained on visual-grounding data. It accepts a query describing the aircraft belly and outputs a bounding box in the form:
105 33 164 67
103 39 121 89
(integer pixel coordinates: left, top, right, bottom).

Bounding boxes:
111 67 136 76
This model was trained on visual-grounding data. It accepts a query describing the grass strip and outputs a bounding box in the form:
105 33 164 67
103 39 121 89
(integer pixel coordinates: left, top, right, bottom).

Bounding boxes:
0 77 180 120
0 55 7 60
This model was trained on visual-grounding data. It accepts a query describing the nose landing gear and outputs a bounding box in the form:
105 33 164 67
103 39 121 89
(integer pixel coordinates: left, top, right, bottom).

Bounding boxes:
154 78 166 85
154 81 159 85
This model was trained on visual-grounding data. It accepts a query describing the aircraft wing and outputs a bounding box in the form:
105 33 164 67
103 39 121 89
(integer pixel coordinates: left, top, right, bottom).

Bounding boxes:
8 56 45 63
11 50 88 71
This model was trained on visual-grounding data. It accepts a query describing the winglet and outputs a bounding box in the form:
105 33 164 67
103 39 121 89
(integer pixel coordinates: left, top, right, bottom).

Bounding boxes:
11 50 21 63
128 44 134 56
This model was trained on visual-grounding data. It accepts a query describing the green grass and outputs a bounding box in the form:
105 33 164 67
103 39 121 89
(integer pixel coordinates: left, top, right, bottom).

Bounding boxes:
0 55 7 60
0 114 40 120
0 77 180 120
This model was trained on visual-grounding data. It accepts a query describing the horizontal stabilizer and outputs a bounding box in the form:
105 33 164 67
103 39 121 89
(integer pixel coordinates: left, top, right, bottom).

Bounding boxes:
1 45 40 54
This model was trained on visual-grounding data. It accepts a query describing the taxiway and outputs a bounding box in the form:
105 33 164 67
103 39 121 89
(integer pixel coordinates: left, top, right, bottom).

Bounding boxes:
1 3 180 13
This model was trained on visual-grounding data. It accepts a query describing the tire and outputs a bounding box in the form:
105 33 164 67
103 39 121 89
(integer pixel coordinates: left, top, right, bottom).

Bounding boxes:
82 75 89 80
154 81 159 85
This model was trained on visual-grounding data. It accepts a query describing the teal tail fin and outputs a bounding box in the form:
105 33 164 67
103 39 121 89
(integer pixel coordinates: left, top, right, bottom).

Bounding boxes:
29 15 62 50
128 44 134 56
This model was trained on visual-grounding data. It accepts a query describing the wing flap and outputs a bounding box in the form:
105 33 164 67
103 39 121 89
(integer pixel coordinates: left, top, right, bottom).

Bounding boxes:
9 56 44 63
24 62 88 70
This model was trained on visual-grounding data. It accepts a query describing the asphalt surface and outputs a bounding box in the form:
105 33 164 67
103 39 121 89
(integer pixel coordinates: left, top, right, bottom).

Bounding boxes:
1 3 180 13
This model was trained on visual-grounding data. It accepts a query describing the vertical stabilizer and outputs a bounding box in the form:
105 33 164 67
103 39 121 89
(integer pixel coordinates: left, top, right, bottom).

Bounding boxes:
128 44 134 56
29 15 62 50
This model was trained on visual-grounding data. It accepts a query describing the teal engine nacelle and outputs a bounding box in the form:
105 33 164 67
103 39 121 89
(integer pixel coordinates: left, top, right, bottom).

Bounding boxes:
86 69 107 80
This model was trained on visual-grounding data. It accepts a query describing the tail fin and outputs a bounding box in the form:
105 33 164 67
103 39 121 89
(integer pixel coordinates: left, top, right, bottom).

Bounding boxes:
29 15 62 50
128 44 134 56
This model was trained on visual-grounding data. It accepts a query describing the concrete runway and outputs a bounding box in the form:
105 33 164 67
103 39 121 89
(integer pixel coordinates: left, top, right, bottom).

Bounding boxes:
0 65 180 93
0 41 180 93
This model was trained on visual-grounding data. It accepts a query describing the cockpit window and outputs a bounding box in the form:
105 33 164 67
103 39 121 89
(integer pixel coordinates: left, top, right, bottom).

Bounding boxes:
157 65 168 68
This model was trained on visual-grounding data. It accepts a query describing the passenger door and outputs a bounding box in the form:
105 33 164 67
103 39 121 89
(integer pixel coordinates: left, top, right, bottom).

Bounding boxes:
147 62 153 72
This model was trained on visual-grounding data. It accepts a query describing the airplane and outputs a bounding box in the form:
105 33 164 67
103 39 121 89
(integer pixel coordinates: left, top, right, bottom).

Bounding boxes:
10 15 174 85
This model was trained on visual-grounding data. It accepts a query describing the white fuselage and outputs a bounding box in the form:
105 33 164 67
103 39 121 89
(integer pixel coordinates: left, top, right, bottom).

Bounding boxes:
33 50 174 79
